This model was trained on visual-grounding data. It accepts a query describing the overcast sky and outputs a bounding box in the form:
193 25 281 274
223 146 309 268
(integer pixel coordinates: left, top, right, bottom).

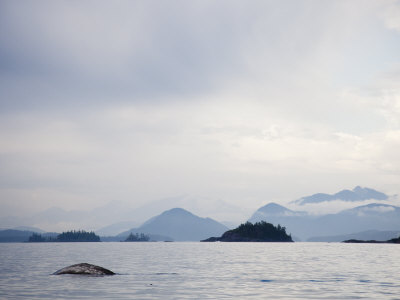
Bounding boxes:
1 0 400 220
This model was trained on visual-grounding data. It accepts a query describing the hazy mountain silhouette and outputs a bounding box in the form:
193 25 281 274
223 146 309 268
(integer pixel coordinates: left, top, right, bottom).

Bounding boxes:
249 202 400 241
0 186 395 239
11 226 45 233
96 221 141 236
0 229 37 243
119 208 229 241
0 229 58 243
250 202 306 219
0 195 244 233
119 195 246 228
293 186 388 205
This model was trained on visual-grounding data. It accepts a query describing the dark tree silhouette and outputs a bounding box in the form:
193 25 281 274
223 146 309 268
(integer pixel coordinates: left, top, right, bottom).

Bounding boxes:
202 221 293 242
226 221 292 241
56 230 100 242
28 233 46 242
125 232 150 242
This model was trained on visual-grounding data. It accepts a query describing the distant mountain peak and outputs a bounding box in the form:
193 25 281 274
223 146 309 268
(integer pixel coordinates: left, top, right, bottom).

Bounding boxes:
248 202 305 225
294 186 388 205
163 207 193 215
344 203 399 215
258 202 294 214
119 207 228 241
353 186 363 192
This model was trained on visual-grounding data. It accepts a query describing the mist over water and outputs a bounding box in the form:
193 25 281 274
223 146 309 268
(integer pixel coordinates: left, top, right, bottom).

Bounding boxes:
1 242 399 299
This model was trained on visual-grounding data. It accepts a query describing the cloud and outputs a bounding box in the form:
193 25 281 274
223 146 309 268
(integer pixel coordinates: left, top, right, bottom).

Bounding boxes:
1 98 399 213
381 0 400 32
361 205 395 213
0 1 252 109
0 0 391 111
0 1 400 223
289 199 397 216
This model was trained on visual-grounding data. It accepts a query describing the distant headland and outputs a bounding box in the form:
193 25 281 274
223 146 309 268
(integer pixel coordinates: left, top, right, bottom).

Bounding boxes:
343 236 400 244
201 221 293 242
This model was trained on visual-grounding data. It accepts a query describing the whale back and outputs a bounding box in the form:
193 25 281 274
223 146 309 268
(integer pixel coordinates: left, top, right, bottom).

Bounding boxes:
53 263 115 275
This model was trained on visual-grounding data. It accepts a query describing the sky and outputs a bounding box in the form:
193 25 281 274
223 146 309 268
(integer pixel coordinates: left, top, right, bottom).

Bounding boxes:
1 0 400 228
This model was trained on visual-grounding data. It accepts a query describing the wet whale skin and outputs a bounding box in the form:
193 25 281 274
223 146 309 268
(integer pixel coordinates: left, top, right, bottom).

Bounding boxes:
53 263 115 275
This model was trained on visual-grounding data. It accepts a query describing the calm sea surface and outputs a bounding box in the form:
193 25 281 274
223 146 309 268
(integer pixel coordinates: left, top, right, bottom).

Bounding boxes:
0 242 399 299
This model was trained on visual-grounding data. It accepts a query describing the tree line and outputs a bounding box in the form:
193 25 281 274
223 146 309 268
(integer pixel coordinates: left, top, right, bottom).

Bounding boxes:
124 232 150 242
226 221 293 241
28 230 100 242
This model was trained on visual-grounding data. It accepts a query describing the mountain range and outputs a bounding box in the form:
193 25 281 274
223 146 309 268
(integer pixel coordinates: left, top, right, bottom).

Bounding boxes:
1 186 398 242
0 207 229 242
249 202 400 241
1 202 399 242
293 186 388 205
0 195 245 235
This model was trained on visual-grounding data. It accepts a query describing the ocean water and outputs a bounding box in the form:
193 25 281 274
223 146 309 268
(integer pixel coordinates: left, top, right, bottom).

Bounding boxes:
0 242 399 299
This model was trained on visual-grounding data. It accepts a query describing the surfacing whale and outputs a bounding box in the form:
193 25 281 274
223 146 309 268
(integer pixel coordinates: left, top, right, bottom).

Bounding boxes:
53 263 115 275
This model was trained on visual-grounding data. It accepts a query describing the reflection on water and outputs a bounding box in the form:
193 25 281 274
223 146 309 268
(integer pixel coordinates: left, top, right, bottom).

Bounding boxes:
0 242 399 299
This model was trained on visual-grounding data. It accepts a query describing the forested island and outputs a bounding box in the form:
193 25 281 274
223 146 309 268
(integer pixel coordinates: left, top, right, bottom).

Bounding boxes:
202 221 293 242
28 230 100 242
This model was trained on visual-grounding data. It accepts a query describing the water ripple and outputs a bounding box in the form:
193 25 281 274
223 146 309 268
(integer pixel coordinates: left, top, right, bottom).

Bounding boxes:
0 242 399 299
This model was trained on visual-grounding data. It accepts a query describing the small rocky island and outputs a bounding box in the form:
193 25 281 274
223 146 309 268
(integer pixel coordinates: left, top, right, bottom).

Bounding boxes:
343 236 400 244
201 221 293 242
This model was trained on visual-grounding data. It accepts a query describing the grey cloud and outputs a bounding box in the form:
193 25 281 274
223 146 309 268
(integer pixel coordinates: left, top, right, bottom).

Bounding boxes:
0 0 346 112
0 1 250 110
